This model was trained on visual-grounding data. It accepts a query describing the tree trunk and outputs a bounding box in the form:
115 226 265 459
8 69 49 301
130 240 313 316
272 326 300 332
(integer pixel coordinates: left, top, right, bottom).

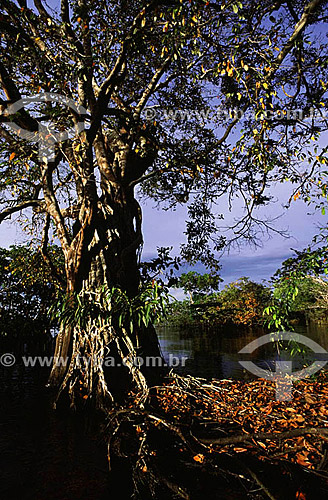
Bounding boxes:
47 183 163 405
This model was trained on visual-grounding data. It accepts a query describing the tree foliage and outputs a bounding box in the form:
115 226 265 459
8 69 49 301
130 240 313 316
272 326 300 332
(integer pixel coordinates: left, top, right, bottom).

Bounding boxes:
51 280 170 333
213 277 271 326
264 244 328 329
165 276 272 327
0 244 64 342
0 0 327 274
176 270 222 301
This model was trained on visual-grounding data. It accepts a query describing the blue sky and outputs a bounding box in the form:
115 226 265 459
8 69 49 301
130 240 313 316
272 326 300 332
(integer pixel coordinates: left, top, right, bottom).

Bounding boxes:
0 180 325 292
140 181 326 287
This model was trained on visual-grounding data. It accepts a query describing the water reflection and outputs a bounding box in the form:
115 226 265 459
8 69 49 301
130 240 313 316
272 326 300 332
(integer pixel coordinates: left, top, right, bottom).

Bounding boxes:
0 323 327 499
157 323 328 380
0 365 111 500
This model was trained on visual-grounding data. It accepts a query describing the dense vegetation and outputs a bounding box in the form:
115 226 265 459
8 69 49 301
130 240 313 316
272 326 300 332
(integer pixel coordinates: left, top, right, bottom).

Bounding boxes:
162 270 328 329
1 245 327 343
0 244 64 348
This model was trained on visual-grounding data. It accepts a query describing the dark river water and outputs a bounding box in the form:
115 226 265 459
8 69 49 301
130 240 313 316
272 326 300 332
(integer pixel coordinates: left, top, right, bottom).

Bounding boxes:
0 323 327 499
0 365 111 500
157 323 328 380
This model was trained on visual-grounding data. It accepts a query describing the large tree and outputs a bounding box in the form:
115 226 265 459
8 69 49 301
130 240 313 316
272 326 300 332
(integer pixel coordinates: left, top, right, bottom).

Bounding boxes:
0 0 327 403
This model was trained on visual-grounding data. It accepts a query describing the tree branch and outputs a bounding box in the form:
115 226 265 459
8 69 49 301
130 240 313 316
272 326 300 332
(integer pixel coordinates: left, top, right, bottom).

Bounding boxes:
41 161 71 254
0 199 42 224
199 426 328 446
33 0 50 20
269 0 324 76
40 213 66 287
88 1 158 142
133 54 173 121
0 61 38 131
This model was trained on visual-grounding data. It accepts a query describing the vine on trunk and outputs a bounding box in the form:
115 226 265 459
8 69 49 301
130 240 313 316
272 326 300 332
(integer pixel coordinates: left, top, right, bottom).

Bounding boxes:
50 282 170 408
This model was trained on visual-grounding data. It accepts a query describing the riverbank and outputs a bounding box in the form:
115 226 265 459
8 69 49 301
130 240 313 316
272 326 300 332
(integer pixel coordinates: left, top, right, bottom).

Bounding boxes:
1 358 328 499
106 371 328 499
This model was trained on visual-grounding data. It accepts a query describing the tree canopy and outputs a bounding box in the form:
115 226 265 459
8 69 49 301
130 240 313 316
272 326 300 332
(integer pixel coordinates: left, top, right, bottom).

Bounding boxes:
0 0 327 272
176 270 222 301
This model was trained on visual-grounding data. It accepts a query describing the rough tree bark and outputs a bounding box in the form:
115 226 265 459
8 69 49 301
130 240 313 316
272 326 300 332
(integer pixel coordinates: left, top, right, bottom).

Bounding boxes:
46 133 162 404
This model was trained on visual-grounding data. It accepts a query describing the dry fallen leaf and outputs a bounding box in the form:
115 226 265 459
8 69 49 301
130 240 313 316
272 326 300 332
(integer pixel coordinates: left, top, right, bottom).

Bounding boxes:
304 394 316 404
296 491 307 500
296 452 311 466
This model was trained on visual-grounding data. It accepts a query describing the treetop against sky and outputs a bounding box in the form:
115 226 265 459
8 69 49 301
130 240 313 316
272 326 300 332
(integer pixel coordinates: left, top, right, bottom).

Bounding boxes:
0 0 327 281
0 0 328 407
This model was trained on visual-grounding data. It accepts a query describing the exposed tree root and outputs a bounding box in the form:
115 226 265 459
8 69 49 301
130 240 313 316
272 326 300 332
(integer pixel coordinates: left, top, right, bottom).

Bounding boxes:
53 320 149 411
199 426 328 446
103 372 328 499
49 322 328 500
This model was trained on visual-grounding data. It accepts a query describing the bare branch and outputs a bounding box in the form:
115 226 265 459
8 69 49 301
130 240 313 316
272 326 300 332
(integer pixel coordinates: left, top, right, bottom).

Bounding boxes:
41 161 71 254
60 0 69 23
269 0 324 76
0 199 42 224
0 62 38 131
199 426 328 446
40 213 66 287
133 54 173 122
88 1 158 141
33 0 50 20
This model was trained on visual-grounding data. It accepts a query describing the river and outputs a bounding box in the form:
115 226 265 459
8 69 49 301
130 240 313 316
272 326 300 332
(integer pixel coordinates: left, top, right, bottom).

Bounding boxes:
157 322 328 379
0 323 327 499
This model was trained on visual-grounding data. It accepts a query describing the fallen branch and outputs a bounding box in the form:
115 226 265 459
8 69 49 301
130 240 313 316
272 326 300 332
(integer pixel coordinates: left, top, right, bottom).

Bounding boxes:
199 426 328 446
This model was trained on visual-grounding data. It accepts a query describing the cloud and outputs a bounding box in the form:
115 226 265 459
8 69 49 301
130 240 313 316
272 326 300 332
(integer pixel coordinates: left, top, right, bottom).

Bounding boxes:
140 182 325 285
